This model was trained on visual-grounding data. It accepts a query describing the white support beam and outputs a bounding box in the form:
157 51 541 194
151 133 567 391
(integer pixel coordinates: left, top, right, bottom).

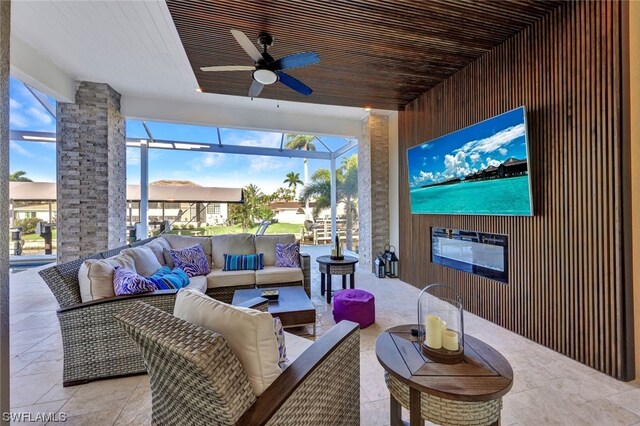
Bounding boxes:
139 140 149 240
10 35 75 103
332 138 359 159
330 156 337 240
122 95 363 139
24 84 55 118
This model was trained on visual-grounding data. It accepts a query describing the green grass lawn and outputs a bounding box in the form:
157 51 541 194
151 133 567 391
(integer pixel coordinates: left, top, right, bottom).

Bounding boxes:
162 222 303 237
21 230 57 241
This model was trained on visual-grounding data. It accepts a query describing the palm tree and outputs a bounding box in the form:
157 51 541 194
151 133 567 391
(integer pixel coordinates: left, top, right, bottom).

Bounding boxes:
228 184 274 232
283 172 303 198
9 170 32 182
301 154 359 250
285 135 316 216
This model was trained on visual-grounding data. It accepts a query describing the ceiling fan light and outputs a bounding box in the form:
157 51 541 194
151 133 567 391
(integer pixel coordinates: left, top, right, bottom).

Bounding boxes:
253 69 278 85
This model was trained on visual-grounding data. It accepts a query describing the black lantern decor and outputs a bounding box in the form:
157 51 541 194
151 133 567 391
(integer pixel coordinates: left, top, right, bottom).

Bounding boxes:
385 245 399 278
375 252 386 278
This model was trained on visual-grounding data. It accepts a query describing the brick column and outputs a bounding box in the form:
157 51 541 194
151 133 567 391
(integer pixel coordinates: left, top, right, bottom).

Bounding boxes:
0 1 10 418
358 114 390 272
57 82 126 263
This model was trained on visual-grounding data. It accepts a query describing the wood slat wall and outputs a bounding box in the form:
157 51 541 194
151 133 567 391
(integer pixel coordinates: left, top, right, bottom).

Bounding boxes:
398 1 634 380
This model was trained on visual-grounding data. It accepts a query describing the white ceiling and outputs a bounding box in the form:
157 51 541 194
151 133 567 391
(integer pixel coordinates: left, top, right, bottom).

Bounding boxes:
10 0 378 127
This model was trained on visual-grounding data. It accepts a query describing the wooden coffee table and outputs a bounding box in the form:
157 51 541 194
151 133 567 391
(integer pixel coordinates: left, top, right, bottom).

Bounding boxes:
232 286 316 336
376 324 513 426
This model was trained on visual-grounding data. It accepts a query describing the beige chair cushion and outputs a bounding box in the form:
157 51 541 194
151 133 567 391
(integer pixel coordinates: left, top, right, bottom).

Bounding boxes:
211 234 255 268
185 275 207 293
78 255 136 302
120 246 163 276
173 289 281 396
161 234 213 266
255 266 303 286
282 331 313 367
145 238 171 266
206 268 256 289
255 234 296 266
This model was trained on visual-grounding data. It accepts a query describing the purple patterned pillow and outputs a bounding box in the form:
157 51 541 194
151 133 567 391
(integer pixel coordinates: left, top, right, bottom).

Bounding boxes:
275 242 300 268
170 244 211 277
113 266 155 296
274 317 287 366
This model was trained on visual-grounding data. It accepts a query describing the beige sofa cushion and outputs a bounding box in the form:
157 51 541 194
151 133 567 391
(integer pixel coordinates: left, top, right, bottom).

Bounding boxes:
282 331 313 367
120 246 163 276
161 234 213 266
211 234 255 268
255 234 296 266
78 255 135 302
206 268 256 289
255 266 304 286
145 238 171 266
185 275 207 293
173 289 281 396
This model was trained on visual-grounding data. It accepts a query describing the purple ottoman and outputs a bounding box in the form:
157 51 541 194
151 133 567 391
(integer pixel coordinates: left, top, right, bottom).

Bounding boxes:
333 289 375 328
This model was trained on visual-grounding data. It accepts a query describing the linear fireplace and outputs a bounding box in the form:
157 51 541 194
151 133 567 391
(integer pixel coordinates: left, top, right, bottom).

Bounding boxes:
431 227 509 283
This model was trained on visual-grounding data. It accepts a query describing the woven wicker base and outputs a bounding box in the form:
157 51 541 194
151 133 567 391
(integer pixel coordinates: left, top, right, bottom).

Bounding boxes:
385 372 502 426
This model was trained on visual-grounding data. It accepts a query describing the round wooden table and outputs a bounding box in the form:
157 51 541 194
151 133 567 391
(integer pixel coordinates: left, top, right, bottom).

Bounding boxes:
316 255 358 303
375 324 513 426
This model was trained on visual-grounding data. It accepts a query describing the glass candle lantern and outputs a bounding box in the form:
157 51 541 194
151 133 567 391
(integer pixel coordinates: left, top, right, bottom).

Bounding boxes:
417 284 464 364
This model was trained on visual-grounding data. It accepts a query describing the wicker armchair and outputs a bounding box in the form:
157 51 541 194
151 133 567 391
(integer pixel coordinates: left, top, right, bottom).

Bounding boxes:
116 302 360 425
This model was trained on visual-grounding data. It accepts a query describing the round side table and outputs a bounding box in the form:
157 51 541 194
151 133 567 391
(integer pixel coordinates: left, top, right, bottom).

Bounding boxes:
316 255 358 303
375 324 513 426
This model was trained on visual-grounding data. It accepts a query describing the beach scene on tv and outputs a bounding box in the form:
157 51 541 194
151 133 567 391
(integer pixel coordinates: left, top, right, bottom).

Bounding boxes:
408 106 532 216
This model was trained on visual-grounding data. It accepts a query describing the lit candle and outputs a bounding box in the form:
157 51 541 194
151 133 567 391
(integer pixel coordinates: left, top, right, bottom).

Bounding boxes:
442 330 459 351
425 314 442 349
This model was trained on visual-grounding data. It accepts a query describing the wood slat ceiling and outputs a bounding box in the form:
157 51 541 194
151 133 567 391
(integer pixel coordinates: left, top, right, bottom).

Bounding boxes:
166 0 562 110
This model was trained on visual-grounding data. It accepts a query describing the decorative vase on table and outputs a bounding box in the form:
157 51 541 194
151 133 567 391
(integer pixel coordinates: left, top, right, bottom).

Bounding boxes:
417 284 464 364
331 230 344 260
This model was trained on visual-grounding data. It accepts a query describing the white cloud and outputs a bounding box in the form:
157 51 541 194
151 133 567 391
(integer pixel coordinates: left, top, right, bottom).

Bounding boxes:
420 143 433 150
411 170 436 187
27 107 53 125
455 123 525 156
192 152 224 171
443 151 471 178
469 153 481 163
9 98 21 109
432 155 439 161
485 157 501 168
499 148 508 156
9 112 28 128
10 140 34 158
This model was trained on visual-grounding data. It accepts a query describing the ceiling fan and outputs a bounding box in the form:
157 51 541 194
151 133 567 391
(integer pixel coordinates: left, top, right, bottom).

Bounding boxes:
200 29 320 98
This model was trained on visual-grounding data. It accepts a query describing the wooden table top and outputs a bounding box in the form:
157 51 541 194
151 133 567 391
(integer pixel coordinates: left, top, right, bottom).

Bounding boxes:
316 255 359 266
231 286 315 315
375 324 513 402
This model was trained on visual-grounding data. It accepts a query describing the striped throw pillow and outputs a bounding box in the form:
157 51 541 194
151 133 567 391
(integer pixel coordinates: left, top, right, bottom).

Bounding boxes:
147 266 190 290
223 253 264 271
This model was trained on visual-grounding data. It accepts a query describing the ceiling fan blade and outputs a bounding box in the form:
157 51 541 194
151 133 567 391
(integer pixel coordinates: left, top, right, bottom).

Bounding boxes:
200 65 256 72
249 80 264 98
230 29 263 62
273 52 320 70
276 71 313 96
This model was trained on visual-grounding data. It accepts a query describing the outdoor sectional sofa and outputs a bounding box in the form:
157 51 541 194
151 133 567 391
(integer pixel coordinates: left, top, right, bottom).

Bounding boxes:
39 233 311 386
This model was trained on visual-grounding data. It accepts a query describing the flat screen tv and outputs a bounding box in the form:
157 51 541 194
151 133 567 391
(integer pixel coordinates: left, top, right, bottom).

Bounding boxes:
407 106 533 216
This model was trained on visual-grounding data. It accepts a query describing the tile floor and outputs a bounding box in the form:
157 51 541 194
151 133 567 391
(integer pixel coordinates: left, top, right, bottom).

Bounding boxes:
8 245 640 425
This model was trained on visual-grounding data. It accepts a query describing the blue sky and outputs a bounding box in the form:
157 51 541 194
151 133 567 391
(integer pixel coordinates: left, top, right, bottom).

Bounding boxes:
9 76 355 195
408 106 529 188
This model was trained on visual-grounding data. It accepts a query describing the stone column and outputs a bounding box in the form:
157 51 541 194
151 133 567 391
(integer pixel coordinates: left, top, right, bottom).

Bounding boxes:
0 1 9 419
57 82 126 263
358 114 390 272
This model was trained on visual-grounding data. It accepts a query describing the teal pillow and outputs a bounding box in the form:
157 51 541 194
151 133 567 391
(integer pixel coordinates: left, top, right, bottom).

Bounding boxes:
147 266 190 290
223 253 264 271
